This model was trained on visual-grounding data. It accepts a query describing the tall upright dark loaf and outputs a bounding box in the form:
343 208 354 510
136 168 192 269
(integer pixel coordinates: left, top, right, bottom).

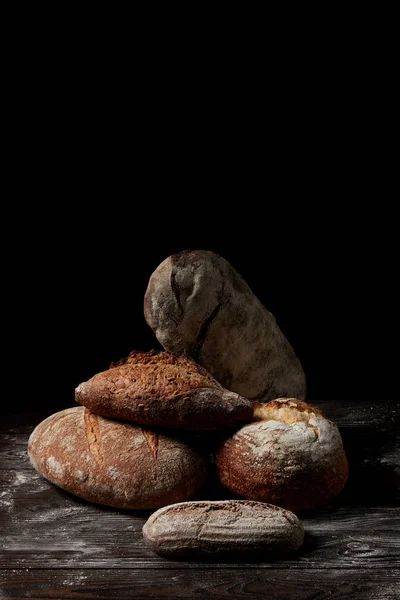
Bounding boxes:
144 250 306 402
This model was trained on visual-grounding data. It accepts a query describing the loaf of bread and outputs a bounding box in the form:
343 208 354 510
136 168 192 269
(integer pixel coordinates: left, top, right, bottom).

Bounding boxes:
217 398 348 512
143 500 304 559
75 351 253 430
28 407 207 509
144 250 306 402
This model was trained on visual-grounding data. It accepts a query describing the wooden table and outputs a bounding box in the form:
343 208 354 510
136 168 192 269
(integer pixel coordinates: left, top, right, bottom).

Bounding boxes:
1 400 399 600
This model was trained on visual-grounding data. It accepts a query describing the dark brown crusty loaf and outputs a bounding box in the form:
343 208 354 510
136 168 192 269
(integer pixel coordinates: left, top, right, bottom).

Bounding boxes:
144 250 306 402
28 407 207 509
142 500 304 559
75 351 253 430
217 398 349 513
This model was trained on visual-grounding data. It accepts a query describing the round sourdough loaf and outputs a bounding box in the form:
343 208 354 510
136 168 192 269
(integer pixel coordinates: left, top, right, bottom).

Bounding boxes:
144 250 306 402
217 398 348 512
75 351 253 430
143 500 304 559
28 407 207 509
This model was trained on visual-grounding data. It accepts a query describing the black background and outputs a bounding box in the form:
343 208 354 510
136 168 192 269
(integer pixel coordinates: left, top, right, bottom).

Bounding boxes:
13 203 395 416
6 35 396 416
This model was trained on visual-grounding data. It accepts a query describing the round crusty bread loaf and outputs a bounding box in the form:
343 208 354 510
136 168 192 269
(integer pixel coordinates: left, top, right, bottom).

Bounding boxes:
144 250 306 402
217 398 348 512
143 500 305 559
75 351 253 430
28 407 207 509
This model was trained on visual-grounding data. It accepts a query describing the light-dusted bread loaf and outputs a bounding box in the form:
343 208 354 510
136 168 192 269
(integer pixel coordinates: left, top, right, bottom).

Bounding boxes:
143 500 304 559
75 351 253 430
144 250 306 402
217 398 348 512
28 407 207 509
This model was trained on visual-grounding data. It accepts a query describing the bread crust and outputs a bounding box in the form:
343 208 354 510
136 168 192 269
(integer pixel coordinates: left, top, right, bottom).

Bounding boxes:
75 351 253 430
217 398 348 512
143 500 304 559
144 250 306 402
28 407 207 509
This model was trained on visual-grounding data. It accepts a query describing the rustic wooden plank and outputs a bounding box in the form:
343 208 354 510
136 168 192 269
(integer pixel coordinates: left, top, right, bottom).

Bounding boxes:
0 462 399 569
318 399 400 433
0 515 398 569
1 568 399 599
0 403 399 574
0 436 29 471
0 400 399 600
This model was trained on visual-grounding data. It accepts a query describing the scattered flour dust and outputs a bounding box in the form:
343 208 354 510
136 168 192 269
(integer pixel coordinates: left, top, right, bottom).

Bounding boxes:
62 573 88 586
47 456 64 477
13 469 49 491
0 469 51 513
13 471 30 485
0 490 13 510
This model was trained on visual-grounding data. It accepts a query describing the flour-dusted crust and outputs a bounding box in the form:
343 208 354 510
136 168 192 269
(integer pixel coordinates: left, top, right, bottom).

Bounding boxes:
28 407 207 509
75 351 253 430
144 250 306 402
217 398 348 512
143 500 304 559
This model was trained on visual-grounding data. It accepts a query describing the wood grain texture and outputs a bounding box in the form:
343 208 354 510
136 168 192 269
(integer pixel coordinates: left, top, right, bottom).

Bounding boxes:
0 400 399 600
1 569 399 599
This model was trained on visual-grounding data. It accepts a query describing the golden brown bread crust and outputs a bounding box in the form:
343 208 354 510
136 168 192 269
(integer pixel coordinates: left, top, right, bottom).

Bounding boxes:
75 351 253 430
217 398 348 513
110 350 222 393
252 398 324 422
28 407 207 509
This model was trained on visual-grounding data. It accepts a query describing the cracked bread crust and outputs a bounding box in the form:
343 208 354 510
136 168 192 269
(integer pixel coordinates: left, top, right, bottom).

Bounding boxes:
110 350 221 390
217 398 348 512
28 407 207 509
144 250 306 402
75 351 253 430
143 500 304 559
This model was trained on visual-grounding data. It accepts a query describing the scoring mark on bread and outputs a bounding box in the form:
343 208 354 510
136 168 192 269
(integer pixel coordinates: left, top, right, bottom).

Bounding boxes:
196 507 212 540
170 269 184 316
308 423 320 439
252 399 324 440
141 428 159 460
193 277 225 361
84 409 103 464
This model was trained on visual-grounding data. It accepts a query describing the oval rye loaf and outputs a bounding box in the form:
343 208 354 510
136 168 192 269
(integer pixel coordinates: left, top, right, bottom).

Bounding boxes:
143 500 305 559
